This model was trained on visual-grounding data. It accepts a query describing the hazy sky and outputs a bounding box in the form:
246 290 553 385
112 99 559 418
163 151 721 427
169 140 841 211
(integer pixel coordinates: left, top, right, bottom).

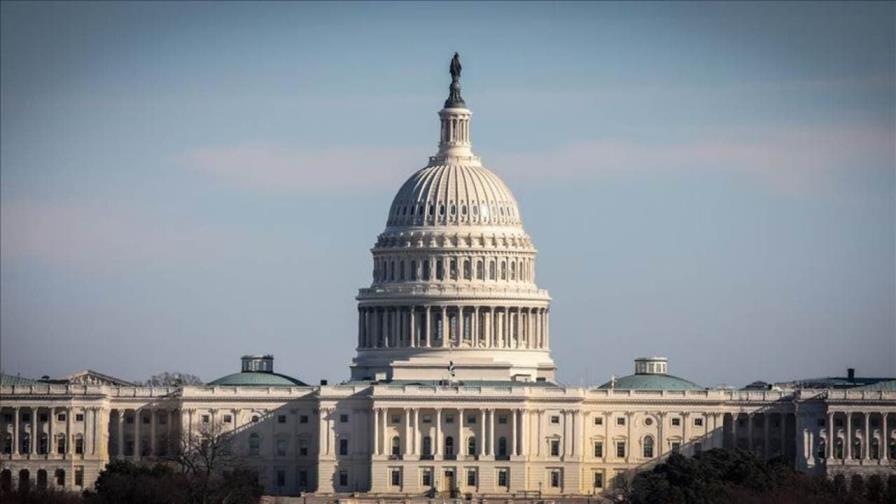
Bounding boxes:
2 2 894 388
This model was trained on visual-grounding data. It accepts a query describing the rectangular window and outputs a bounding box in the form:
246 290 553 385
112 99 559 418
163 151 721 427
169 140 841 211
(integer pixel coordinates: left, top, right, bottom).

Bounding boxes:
467 414 477 424
616 441 626 458
422 468 433 487
143 415 150 424
422 415 432 424
39 413 48 422
341 414 350 423
391 469 401 486
550 415 560 424
338 470 348 487
391 415 400 424
276 469 286 487
223 415 232 423
594 441 603 458
75 413 84 422
594 417 603 426
298 470 308 488
550 470 561 488
467 469 477 487
57 413 66 422
75 437 84 454
616 417 625 426
57 437 66 454
278 415 287 424
672 442 681 453
498 415 508 425
593 472 603 488
694 442 703 454
671 417 681 426
75 467 84 487
201 415 210 424
694 417 703 427
339 438 349 456
276 438 288 456
446 414 455 424
550 439 560 456
497 468 509 487
300 415 309 424
299 439 309 456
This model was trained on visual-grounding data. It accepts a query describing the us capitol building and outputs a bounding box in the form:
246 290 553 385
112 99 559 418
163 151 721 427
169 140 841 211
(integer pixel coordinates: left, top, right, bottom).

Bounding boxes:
1 55 894 498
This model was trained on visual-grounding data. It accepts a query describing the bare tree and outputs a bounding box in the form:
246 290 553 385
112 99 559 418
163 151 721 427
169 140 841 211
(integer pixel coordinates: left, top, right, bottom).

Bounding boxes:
143 371 204 387
173 419 257 504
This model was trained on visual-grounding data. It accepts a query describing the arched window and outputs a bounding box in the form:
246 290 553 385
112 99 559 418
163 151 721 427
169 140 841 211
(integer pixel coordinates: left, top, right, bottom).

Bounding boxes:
835 439 844 459
498 437 507 457
18 470 30 493
390 260 396 281
476 260 484 279
871 438 880 459
489 260 496 280
422 436 432 456
248 433 260 455
1 469 11 493
399 260 405 281
643 436 654 458
501 261 507 280
463 260 471 280
468 436 477 456
510 261 516 280
445 436 455 456
38 433 48 454
450 259 458 280
391 436 401 456
54 469 65 487
410 261 418 281
436 261 444 280
423 261 431 281
37 469 47 489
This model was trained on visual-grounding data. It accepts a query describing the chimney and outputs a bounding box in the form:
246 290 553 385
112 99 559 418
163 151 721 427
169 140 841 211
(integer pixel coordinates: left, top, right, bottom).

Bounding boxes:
847 368 855 382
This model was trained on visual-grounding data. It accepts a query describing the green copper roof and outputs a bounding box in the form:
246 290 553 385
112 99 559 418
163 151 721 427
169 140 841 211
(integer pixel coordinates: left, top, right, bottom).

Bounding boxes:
207 371 307 387
853 379 896 391
0 373 42 386
598 373 703 391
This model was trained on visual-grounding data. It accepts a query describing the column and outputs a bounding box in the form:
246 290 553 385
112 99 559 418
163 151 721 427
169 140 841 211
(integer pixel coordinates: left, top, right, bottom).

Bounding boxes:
571 410 578 458
521 409 529 456
846 412 852 460
473 307 480 347
409 307 416 348
425 306 431 347
747 413 754 453
404 408 412 457
30 408 37 455
134 409 141 460
48 408 54 456
117 410 125 457
381 309 388 348
683 412 690 453
441 306 448 347
826 411 834 460
562 410 568 458
511 409 518 456
625 412 632 463
882 413 888 461
459 408 466 458
780 414 787 458
414 408 421 456
373 408 380 456
435 409 442 458
658 413 666 456
150 409 157 457
66 407 73 456
488 409 495 456
864 412 871 461
11 407 18 455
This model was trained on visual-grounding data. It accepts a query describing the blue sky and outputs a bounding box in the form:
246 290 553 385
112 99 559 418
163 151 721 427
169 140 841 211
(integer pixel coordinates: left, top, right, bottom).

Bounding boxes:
1 2 893 387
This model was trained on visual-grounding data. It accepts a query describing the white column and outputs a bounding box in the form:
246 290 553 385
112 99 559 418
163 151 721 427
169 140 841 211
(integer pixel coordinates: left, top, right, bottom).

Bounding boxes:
117 411 125 457
409 307 416 348
134 409 141 460
66 408 73 456
488 409 495 456
511 409 518 456
425 306 431 347
435 409 442 457
441 306 448 347
882 413 888 461
373 408 380 456
414 408 420 456
11 407 18 455
30 408 37 455
846 412 852 460
826 411 834 460
459 408 466 458
864 412 871 461
473 307 480 346
404 408 412 457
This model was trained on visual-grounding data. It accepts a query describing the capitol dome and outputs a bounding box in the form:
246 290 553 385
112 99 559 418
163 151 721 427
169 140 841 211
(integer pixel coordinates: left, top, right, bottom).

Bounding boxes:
351 55 554 383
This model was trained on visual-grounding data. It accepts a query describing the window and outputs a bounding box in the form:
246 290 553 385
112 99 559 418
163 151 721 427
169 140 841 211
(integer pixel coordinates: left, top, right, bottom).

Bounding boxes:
463 260 471 280
298 470 308 489
75 436 83 455
75 467 84 487
142 415 150 424
616 441 626 458
497 469 509 487
694 417 704 427
278 415 287 424
391 436 400 456
550 470 561 488
299 438 309 456
644 417 653 426
23 413 31 423
643 436 654 458
276 469 286 487
423 261 431 280
550 415 560 424
617 417 625 426
223 415 232 423
55 469 65 486
671 417 681 426
201 415 210 424
445 436 454 456
251 415 259 423
593 472 604 489
436 261 444 280
338 470 348 487
671 442 681 453
391 415 400 424
422 468 433 487
391 468 401 486
125 415 133 424
694 442 703 454
422 415 432 424
594 416 603 426
450 259 458 280
476 261 484 280
594 441 603 458
300 415 309 424
57 436 66 454
498 415 508 425
550 439 560 456
248 433 260 455
467 414 477 424
468 436 477 456
277 438 288 456
489 261 496 280
339 438 349 456
40 413 48 422
498 437 508 457
445 414 455 424
2 414 10 423
467 469 477 487
340 414 350 423
422 436 432 456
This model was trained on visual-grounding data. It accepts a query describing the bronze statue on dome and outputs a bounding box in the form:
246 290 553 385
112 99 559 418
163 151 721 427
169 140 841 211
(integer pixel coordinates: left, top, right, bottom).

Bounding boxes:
445 52 466 108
